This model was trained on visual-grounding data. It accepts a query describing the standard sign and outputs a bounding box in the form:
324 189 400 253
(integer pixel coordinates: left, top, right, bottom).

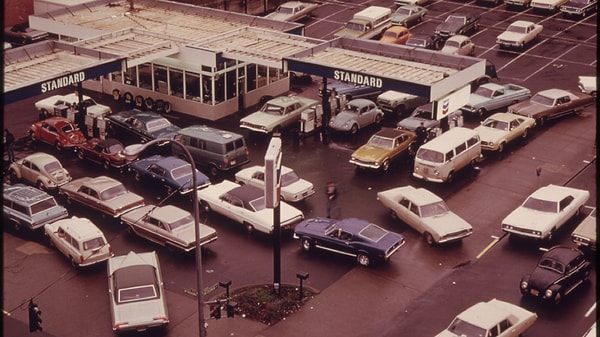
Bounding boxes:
40 72 86 93
333 70 383 88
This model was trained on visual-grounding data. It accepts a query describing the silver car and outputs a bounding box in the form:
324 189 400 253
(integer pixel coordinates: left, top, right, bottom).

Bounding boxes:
329 98 384 134
7 152 71 191
108 251 169 332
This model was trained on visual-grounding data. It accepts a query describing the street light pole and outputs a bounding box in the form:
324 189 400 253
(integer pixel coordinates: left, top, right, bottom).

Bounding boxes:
123 138 206 337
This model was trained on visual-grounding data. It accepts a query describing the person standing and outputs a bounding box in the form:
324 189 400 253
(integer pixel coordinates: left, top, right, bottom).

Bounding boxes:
4 128 16 163
415 122 428 147
326 181 338 218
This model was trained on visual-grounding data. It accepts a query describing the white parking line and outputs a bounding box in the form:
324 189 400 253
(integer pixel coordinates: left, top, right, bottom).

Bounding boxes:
584 302 596 318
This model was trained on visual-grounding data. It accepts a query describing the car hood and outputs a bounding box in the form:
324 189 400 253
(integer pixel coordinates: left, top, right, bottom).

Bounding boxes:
241 112 285 127
528 267 560 291
284 180 314 195
497 31 526 41
330 112 357 127
352 144 390 162
391 14 410 22
503 207 558 230
510 102 545 117
474 126 508 143
423 212 473 235
295 217 334 236
381 36 401 43
397 117 437 130
112 299 167 327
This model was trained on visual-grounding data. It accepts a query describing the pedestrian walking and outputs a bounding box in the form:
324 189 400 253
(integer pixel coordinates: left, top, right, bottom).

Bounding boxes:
4 128 16 163
326 181 338 218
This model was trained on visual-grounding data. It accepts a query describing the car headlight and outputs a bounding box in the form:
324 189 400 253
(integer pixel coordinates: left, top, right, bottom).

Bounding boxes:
520 280 528 289
544 289 553 298
433 169 439 176
489 141 494 146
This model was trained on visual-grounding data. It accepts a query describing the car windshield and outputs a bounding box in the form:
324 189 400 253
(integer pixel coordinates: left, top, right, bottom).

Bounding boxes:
100 184 128 200
281 171 300 187
79 98 97 108
169 214 193 230
507 25 527 34
530 93 555 106
522 197 557 213
367 135 394 149
407 38 426 46
395 8 411 15
30 198 58 215
416 148 444 163
83 237 105 251
60 123 78 134
474 86 494 98
345 22 366 31
420 201 450 217
261 104 285 115
538 258 565 274
445 40 460 48
277 6 294 14
171 164 192 180
146 118 171 132
446 15 465 24
43 161 63 174
359 223 388 242
481 119 509 130
413 109 433 119
107 143 123 154
447 318 486 337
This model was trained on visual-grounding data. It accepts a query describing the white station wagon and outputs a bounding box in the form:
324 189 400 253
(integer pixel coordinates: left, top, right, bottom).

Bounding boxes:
377 185 473 245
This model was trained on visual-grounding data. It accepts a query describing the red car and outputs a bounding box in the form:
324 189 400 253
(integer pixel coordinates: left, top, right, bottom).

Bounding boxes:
76 138 130 171
28 117 87 151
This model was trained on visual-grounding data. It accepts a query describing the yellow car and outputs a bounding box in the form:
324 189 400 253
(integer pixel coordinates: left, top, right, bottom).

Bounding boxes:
350 128 416 172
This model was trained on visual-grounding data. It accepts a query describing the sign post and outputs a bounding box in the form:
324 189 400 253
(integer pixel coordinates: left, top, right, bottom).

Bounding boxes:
264 137 282 294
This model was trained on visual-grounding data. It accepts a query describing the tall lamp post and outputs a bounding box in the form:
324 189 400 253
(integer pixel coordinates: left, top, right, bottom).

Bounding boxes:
123 138 206 337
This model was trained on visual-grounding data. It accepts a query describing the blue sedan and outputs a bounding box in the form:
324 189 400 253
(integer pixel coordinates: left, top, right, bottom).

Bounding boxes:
130 155 210 196
293 217 405 267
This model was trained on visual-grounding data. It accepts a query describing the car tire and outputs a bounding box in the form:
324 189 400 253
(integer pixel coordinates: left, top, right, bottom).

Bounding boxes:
244 222 254 233
350 124 359 135
446 171 454 184
164 101 172 114
382 159 390 173
390 210 398 220
69 256 78 268
135 95 144 109
553 291 562 305
477 108 486 117
155 99 165 113
36 181 47 192
375 114 382 124
77 150 85 160
123 92 134 105
209 164 219 177
11 220 22 233
55 141 63 151
521 128 529 139
424 232 435 246
126 226 135 236
64 195 73 205
497 142 506 153
30 132 37 142
40 109 50 119
356 253 370 267
144 97 155 111
301 237 313 252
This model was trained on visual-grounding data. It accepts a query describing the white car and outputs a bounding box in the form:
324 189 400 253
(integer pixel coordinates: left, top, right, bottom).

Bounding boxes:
35 93 111 119
7 152 72 191
435 298 537 337
530 0 569 10
45 216 113 267
240 95 318 134
197 180 304 234
440 35 475 56
497 20 543 49
474 112 536 153
377 185 473 245
108 251 169 333
502 184 590 241
578 76 596 96
120 204 218 252
264 1 319 22
235 165 315 202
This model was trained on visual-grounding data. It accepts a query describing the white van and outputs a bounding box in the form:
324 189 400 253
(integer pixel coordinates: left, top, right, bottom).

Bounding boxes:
413 127 481 183
334 6 392 39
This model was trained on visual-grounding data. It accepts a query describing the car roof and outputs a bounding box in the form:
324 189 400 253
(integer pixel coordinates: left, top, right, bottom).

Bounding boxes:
154 156 189 170
446 35 470 42
24 152 60 164
386 25 409 33
542 245 583 263
347 98 375 106
537 88 572 98
374 128 413 139
486 112 521 122
149 204 190 221
510 20 534 27
456 299 512 329
401 186 442 205
177 125 244 144
530 184 575 201
267 96 303 107
84 175 122 189
227 184 263 202
53 216 104 239
4 183 53 203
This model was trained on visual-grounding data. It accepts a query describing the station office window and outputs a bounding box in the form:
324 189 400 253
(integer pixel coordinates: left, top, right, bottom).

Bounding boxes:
154 65 168 93
139 63 153 90
125 67 137 86
185 71 201 101
170 69 183 97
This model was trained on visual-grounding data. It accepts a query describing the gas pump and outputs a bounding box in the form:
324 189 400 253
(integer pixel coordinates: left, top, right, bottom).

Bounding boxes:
299 105 323 138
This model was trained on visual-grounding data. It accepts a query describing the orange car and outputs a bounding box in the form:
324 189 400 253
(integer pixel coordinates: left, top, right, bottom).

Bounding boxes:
380 26 413 44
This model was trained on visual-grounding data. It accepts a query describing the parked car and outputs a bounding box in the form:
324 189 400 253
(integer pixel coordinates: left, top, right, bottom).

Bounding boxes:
264 1 319 21
293 217 405 267
235 165 315 202
35 93 112 119
434 12 481 39
329 98 384 134
7 152 72 191
59 176 145 218
390 5 427 27
434 298 537 337
477 0 504 5
520 246 591 304
107 251 169 333
531 0 569 10
120 204 218 252
397 103 463 140
106 109 181 143
506 0 532 7
4 23 48 46
376 90 428 117
560 0 597 17
508 88 595 126
577 76 596 96
197 180 304 234
28 116 87 151
474 113 536 152
349 128 416 172
440 35 475 56
380 26 413 44
395 0 429 5
377 185 473 245
501 184 590 241
129 155 211 196
3 183 69 233
240 95 318 134
571 207 596 252
461 83 531 117
405 33 443 49
45 216 113 267
76 138 130 171
496 20 543 49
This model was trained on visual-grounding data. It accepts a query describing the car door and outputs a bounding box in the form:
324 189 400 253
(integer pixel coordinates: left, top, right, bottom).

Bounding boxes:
20 159 38 184
507 119 522 143
358 103 374 127
38 123 56 144
140 216 170 245
55 227 77 260
397 197 423 232
321 228 356 255
248 171 266 190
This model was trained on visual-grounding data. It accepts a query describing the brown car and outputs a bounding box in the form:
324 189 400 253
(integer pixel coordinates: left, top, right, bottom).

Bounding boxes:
76 138 130 171
508 88 594 126
349 128 417 172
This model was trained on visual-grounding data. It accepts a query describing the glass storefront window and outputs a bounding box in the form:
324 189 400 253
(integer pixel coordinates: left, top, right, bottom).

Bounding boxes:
256 64 268 88
139 63 153 90
247 64 256 91
170 69 183 97
202 75 212 104
125 67 137 86
154 65 168 93
185 71 201 101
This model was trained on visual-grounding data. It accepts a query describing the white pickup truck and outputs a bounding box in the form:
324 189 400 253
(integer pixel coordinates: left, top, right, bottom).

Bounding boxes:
376 90 428 116
35 93 112 119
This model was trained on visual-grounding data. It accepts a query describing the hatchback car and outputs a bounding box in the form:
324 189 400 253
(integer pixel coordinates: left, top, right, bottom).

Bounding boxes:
28 116 87 151
120 204 218 252
520 246 591 304
3 183 69 233
380 26 412 44
108 251 169 332
329 98 384 134
45 216 113 267
7 152 72 191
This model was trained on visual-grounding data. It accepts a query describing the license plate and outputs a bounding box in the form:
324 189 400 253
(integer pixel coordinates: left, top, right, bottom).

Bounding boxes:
530 289 539 296
423 167 429 174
